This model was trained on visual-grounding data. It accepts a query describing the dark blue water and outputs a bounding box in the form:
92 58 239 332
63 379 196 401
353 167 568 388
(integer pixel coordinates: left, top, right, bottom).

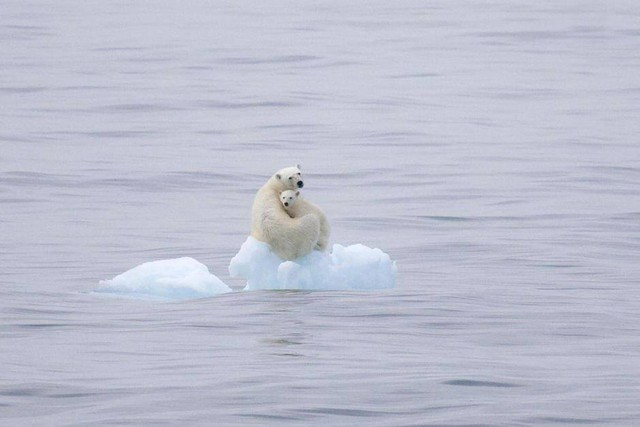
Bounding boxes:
2 0 640 425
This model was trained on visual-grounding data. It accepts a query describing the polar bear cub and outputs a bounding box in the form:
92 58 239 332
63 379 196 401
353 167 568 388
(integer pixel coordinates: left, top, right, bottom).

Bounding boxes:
280 190 331 252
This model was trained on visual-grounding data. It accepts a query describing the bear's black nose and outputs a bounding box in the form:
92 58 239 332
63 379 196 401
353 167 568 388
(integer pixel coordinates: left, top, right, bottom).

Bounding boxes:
284 202 289 207
297 181 304 188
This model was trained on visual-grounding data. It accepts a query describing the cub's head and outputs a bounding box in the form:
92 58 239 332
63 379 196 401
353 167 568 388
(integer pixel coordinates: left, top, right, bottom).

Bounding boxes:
280 190 300 209
274 164 303 190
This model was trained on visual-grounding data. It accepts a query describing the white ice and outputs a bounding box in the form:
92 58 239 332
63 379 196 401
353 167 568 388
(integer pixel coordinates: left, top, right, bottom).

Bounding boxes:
96 257 232 301
96 240 396 300
229 237 397 291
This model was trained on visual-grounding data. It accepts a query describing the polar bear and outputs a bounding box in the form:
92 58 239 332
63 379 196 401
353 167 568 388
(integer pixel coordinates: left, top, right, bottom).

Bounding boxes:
251 165 320 261
280 190 331 252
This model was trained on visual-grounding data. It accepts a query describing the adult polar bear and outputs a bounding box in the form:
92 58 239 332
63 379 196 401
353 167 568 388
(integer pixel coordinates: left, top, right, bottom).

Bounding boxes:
251 165 320 261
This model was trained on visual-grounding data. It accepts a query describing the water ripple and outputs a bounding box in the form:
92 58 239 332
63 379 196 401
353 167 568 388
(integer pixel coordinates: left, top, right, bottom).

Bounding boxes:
442 379 522 388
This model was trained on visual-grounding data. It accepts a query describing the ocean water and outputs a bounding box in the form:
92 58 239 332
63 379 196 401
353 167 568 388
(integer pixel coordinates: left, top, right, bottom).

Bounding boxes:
2 0 640 425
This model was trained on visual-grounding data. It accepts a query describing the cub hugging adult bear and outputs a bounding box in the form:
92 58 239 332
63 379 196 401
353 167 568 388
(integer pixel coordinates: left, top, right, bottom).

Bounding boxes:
251 165 324 261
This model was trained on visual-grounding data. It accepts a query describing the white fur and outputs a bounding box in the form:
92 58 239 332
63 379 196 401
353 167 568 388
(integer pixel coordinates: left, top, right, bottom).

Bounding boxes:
280 190 331 252
251 166 320 260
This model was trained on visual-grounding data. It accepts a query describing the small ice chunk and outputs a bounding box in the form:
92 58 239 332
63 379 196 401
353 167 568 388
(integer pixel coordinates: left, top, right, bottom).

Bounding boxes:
229 237 396 291
97 257 232 301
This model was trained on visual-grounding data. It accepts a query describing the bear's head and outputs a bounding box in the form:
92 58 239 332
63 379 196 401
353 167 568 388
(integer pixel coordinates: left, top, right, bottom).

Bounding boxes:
280 190 300 209
274 164 304 190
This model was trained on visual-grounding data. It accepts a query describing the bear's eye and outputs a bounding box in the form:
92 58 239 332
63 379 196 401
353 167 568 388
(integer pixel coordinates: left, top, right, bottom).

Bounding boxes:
288 177 292 180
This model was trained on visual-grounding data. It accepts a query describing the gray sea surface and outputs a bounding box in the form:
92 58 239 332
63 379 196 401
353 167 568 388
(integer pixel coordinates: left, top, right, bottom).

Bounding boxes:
2 0 640 425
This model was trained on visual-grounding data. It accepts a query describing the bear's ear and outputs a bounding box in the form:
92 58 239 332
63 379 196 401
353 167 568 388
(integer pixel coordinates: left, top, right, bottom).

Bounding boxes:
296 164 301 170
275 173 281 180
296 191 300 196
